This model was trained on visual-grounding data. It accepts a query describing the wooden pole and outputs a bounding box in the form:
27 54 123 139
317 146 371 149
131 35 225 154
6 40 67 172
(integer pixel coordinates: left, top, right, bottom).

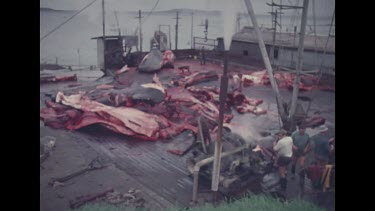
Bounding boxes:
289 0 309 122
211 57 229 200
271 9 278 65
243 0 286 121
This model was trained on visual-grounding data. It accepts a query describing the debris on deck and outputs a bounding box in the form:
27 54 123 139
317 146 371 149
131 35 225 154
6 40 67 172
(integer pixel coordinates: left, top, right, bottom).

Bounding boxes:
40 74 77 83
69 188 145 209
40 136 56 165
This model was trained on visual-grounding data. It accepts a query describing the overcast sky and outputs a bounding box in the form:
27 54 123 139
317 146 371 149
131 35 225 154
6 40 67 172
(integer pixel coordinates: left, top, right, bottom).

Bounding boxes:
40 0 335 17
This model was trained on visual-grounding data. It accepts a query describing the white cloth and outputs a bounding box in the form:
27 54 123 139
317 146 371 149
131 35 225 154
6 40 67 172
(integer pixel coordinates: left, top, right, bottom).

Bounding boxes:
273 136 293 157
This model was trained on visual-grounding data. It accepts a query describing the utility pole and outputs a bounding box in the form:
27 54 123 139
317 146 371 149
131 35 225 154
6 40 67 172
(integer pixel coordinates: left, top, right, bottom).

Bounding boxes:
191 12 194 49
77 49 81 69
102 0 106 72
136 10 143 53
204 18 208 41
289 0 310 128
244 0 286 123
174 11 180 50
270 9 278 65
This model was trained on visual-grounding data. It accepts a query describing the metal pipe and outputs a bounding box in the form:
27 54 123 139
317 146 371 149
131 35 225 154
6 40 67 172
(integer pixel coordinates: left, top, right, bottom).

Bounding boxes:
191 143 250 203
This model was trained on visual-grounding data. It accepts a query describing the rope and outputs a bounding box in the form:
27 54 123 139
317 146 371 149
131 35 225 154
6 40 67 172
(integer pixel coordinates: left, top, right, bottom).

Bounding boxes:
40 0 98 41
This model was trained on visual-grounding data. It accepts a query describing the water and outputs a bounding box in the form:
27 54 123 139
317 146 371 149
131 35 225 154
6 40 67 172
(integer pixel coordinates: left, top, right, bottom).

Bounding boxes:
40 10 334 66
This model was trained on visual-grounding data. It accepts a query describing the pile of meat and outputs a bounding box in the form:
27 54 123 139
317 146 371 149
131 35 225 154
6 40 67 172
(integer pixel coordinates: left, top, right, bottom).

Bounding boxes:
40 71 266 143
40 57 332 151
237 70 334 92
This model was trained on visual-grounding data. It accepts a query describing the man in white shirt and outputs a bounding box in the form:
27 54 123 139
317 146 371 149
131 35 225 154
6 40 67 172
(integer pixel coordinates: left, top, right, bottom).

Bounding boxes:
273 129 293 194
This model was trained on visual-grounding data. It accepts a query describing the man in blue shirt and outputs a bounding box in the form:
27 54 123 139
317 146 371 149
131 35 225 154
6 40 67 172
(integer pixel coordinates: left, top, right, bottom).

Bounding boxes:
313 125 331 166
291 124 311 178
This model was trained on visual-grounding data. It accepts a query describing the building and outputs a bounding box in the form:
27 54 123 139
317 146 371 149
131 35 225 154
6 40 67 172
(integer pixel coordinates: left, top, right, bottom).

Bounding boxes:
229 27 335 75
91 35 138 70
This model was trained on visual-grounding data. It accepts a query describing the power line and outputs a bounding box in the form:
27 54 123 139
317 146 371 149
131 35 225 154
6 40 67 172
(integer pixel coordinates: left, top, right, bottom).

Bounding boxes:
141 0 161 24
40 0 98 41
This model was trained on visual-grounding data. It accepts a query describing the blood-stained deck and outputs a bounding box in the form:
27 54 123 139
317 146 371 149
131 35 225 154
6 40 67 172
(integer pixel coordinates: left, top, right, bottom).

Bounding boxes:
40 59 335 211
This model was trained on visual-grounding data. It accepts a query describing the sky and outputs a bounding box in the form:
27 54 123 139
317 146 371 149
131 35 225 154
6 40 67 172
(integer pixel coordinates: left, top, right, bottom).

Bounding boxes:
40 0 335 17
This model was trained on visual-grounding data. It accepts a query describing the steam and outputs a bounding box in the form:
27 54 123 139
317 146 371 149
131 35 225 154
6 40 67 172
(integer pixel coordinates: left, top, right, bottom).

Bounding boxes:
221 0 240 50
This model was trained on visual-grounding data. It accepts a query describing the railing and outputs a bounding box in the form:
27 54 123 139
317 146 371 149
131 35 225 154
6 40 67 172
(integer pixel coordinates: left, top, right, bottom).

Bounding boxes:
193 37 217 50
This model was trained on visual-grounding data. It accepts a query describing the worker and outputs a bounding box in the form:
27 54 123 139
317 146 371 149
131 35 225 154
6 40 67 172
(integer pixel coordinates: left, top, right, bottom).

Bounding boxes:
313 124 331 167
290 124 311 179
328 137 335 164
200 46 206 65
273 129 293 195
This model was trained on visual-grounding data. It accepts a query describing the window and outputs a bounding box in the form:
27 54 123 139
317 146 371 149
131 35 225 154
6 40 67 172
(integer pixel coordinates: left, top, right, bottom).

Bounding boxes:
273 48 279 59
243 50 248 56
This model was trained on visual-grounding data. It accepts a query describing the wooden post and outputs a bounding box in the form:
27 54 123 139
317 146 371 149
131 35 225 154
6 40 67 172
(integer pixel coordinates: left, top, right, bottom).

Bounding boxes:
243 0 286 122
211 57 229 200
289 0 309 123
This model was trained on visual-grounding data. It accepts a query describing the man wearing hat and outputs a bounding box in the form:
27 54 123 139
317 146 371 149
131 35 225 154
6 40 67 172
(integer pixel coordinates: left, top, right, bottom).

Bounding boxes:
291 124 311 179
313 124 331 166
273 129 293 194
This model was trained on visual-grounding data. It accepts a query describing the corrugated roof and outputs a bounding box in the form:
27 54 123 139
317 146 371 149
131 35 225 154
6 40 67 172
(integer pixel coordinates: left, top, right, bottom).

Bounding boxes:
232 27 335 53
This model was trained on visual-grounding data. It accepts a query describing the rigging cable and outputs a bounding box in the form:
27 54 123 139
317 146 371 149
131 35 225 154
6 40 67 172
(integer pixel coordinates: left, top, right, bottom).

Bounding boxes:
142 0 161 24
40 0 98 41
